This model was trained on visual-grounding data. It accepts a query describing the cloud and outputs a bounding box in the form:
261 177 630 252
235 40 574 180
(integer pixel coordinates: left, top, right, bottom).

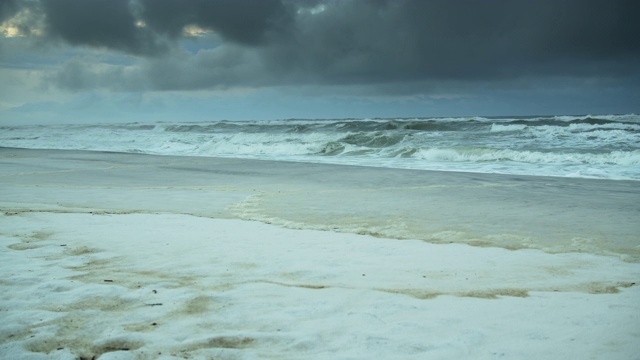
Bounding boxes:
0 0 20 23
45 57 147 91
139 0 291 45
2 0 640 96
41 0 166 55
9 0 290 55
0 0 45 39
263 0 640 84
42 44 270 92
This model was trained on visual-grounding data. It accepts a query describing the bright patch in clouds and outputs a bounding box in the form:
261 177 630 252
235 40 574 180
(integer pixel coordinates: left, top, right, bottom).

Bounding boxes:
0 7 44 37
182 24 211 37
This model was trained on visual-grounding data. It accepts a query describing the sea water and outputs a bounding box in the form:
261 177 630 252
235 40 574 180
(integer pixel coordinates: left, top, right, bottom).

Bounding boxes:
1 114 639 180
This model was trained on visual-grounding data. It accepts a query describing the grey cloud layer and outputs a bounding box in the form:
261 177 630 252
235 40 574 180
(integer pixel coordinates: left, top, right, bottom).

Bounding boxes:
269 0 640 82
140 0 290 45
5 0 640 91
43 0 165 55
0 0 20 23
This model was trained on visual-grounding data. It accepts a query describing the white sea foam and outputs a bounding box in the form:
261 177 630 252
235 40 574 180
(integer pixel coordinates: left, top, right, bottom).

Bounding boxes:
490 123 528 132
415 148 640 165
2 152 640 359
1 114 638 180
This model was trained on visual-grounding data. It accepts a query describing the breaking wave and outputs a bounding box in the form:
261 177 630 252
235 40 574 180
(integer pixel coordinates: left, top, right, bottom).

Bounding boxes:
1 114 639 180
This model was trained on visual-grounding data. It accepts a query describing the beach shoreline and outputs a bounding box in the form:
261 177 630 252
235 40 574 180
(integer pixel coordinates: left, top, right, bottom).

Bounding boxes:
1 147 638 260
1 148 639 359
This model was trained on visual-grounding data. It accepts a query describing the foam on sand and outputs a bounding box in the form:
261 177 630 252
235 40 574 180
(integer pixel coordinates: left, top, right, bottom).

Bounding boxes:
0 148 639 359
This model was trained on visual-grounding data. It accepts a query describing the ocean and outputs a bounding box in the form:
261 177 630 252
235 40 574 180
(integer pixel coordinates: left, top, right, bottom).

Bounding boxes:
1 114 639 180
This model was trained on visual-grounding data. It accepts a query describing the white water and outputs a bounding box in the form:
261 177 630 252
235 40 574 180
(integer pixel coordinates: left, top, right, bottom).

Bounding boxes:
1 115 639 180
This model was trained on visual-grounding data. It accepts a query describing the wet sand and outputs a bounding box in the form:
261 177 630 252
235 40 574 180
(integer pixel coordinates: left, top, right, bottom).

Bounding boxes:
1 147 638 260
1 148 639 359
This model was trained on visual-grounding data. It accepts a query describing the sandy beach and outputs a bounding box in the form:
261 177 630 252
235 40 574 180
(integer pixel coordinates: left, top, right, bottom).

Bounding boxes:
1 148 639 359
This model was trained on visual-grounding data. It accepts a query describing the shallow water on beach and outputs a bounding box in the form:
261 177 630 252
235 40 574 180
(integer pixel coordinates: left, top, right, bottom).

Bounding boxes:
1 148 639 359
1 148 638 261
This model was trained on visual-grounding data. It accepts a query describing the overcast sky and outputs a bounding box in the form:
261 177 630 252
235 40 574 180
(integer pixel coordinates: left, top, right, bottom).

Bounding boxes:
1 0 639 124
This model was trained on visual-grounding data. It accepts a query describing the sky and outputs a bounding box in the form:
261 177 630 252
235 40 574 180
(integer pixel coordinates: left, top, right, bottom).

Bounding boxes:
1 0 639 124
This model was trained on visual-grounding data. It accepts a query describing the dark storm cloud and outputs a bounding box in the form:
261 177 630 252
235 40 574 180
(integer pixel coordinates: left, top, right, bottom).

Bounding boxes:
264 0 640 84
139 0 291 45
4 0 639 92
41 0 166 55
0 0 20 23
31 0 289 55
